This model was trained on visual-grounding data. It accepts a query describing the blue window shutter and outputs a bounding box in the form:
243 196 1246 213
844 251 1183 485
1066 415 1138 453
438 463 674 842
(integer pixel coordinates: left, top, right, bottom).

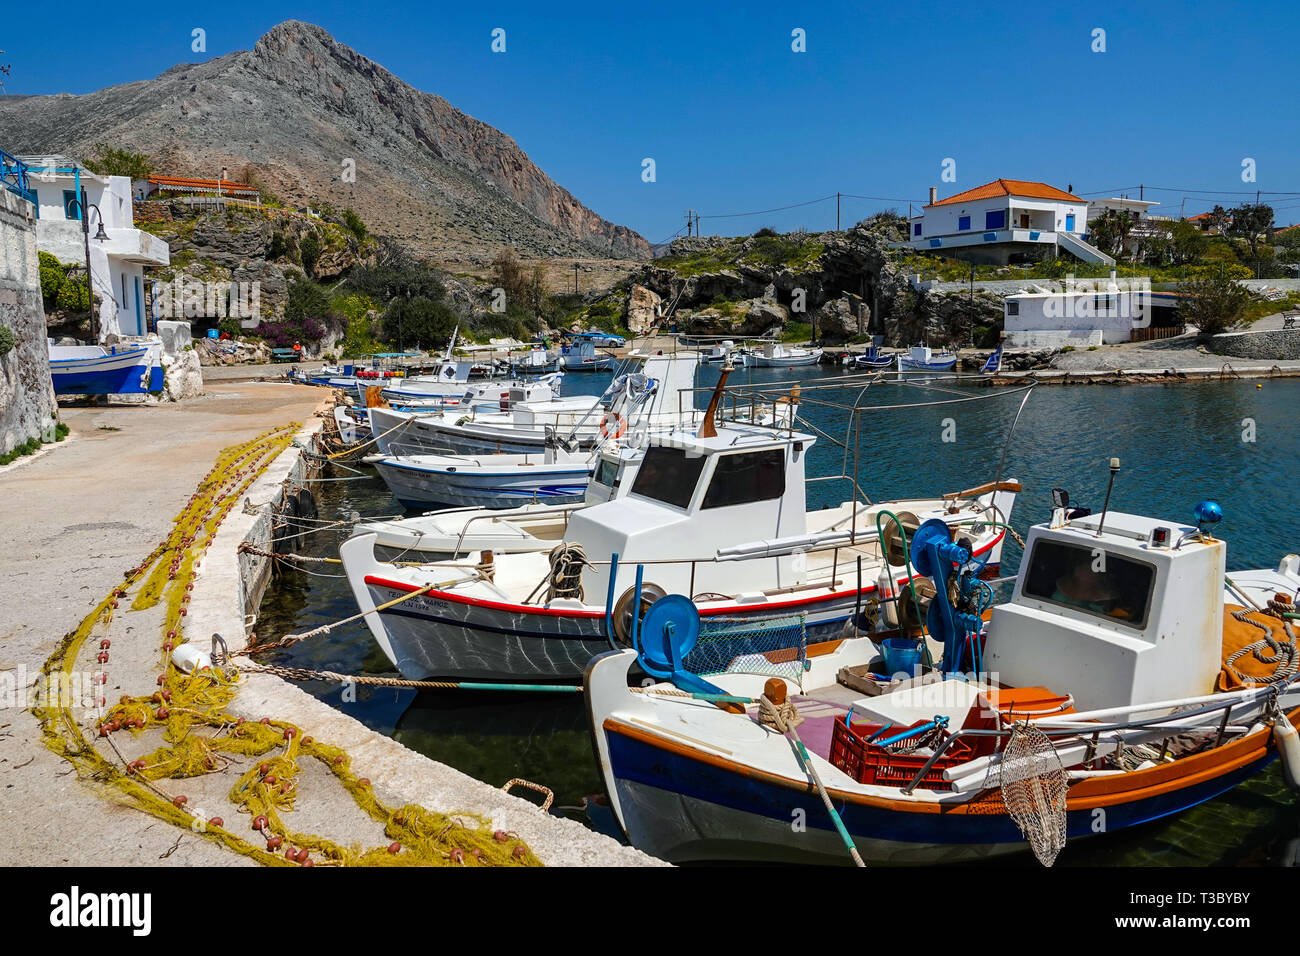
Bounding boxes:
958 215 970 230
985 209 1006 230
913 223 922 236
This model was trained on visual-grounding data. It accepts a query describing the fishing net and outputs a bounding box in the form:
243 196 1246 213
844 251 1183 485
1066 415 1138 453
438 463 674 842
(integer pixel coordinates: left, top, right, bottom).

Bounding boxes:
994 722 1069 867
684 613 807 688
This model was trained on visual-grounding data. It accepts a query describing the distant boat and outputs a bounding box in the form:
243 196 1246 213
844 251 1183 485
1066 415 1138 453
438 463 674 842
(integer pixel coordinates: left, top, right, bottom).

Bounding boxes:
48 343 160 395
560 339 617 372
746 342 824 367
898 345 957 373
853 347 894 370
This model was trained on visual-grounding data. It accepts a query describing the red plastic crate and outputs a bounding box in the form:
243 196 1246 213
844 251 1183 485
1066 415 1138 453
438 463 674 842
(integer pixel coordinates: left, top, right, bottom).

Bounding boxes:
828 718 972 791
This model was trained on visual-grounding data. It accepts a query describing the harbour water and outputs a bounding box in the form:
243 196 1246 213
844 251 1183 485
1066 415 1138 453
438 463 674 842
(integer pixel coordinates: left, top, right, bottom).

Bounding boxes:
255 369 1300 864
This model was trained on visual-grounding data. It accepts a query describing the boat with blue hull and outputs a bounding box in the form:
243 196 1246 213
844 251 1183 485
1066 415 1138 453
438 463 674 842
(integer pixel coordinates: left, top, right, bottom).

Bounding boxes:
368 451 592 510
584 485 1300 866
48 343 161 395
898 345 958 373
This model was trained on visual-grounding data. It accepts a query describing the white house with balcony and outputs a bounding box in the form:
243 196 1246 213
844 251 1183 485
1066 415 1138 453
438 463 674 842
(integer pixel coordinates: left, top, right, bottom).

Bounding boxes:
17 154 170 340
906 179 1113 266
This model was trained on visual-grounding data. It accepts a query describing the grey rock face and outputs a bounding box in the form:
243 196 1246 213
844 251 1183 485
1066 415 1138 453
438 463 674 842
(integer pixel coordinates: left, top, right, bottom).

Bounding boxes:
0 192 57 456
0 21 649 262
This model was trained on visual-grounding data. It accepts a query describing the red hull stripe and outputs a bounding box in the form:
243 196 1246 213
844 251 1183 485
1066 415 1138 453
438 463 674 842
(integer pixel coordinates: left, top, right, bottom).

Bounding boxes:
365 530 1003 619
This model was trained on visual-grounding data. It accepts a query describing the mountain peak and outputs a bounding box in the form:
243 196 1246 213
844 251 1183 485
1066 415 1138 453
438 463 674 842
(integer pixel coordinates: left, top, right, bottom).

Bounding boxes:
0 21 647 262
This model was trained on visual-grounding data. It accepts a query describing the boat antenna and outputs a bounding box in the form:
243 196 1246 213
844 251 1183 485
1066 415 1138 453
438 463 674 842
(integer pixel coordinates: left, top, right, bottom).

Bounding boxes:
697 364 733 439
1094 457 1121 538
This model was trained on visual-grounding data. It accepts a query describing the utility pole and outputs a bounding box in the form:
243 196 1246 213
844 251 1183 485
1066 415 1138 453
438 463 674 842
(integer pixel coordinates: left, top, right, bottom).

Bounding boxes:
836 192 841 231
573 263 579 294
695 212 700 235
685 209 693 237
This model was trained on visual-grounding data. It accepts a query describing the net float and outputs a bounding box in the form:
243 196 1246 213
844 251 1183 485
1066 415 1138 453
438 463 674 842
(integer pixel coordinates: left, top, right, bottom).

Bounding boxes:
388 842 401 854
172 795 187 807
266 835 283 850
252 815 269 830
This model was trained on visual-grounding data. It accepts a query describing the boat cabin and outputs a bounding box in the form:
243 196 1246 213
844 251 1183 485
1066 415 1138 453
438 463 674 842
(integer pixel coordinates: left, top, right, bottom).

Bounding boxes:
569 422 816 600
983 511 1226 711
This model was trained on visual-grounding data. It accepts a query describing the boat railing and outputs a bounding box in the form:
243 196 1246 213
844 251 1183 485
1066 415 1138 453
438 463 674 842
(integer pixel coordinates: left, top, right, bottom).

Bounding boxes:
0 149 29 198
450 504 584 558
898 680 1293 795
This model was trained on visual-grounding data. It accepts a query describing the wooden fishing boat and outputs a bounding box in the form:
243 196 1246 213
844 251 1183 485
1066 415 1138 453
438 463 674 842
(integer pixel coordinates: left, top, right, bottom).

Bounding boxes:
48 343 160 395
368 448 593 510
584 486 1300 866
339 373 1019 682
746 342 823 367
898 345 958 373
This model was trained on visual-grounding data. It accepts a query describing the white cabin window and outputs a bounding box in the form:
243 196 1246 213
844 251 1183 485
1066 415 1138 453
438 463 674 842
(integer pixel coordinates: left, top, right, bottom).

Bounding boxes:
594 456 620 489
700 449 785 509
1022 540 1156 629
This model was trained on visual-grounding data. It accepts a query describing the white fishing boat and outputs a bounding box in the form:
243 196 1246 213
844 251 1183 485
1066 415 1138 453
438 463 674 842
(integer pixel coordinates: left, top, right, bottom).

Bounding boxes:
584 485 1300 867
48 342 162 395
898 344 958 373
332 404 372 445
367 351 702 457
745 342 823 367
559 339 617 372
339 373 1021 683
368 446 594 510
352 444 642 558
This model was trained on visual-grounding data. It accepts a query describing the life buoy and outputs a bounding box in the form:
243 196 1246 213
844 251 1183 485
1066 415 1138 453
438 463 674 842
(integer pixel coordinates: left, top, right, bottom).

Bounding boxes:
600 411 626 439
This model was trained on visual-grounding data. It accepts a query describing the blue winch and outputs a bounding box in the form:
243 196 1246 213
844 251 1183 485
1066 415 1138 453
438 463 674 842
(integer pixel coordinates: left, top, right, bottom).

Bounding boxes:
909 518 994 677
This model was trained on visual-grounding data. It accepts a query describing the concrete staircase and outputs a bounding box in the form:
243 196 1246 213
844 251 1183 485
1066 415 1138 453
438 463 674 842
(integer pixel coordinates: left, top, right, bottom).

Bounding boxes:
1056 231 1116 266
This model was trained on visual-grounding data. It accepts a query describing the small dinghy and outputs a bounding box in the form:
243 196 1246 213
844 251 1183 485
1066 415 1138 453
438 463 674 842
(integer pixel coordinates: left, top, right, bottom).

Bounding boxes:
853 347 894 370
48 342 161 395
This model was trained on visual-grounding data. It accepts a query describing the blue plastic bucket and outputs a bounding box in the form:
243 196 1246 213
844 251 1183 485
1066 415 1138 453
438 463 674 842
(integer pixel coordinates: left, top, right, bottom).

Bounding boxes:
881 637 922 676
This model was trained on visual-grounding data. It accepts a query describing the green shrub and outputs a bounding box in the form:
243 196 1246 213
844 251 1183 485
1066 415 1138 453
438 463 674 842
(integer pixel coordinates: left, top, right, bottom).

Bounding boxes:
217 318 242 338
0 325 14 357
55 280 91 312
299 231 322 277
342 208 368 242
38 251 63 271
39 265 64 304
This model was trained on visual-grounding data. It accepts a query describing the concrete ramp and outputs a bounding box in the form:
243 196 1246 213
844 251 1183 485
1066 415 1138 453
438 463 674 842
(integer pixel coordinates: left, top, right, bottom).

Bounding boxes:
1056 231 1116 266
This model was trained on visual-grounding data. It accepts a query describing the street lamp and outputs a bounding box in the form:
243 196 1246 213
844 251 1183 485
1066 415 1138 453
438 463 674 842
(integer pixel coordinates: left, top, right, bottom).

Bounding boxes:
67 186 111 343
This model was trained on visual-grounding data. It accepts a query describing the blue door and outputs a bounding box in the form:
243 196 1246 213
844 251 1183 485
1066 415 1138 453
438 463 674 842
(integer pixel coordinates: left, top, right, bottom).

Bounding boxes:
134 276 143 333
1065 214 1076 232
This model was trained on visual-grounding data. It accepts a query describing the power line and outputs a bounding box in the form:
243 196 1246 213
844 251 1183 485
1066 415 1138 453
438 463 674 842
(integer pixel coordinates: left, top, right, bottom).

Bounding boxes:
696 194 838 220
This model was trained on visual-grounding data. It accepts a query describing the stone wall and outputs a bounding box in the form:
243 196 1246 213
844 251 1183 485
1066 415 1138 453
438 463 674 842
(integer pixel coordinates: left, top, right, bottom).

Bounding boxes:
1207 327 1300 360
0 189 57 456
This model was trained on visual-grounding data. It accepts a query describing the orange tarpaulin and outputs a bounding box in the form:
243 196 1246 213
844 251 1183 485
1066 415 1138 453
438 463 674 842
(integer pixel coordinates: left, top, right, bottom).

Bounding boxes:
1218 604 1297 691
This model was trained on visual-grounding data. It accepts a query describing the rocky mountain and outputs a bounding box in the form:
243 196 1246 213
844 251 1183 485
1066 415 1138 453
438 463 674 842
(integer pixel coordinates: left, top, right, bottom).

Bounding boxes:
0 21 648 262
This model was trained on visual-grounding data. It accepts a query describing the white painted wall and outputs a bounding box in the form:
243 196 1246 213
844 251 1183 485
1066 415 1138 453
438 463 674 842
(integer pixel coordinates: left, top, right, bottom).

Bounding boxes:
1004 288 1149 346
913 194 1089 240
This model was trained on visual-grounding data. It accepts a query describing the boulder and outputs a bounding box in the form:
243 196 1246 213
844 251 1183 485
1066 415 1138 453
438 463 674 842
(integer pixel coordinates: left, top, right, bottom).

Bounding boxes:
163 348 205 401
626 284 662 334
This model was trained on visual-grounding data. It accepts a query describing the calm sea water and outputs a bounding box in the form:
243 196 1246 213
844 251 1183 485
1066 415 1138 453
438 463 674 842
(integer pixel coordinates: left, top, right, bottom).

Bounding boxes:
256 368 1300 865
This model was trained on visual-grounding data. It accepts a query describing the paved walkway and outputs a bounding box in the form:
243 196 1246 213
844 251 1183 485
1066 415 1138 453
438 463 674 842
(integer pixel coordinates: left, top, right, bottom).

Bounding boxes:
0 382 324 865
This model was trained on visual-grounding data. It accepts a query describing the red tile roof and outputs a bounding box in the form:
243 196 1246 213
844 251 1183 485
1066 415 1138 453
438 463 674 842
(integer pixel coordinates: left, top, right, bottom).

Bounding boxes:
926 179 1083 207
147 175 259 194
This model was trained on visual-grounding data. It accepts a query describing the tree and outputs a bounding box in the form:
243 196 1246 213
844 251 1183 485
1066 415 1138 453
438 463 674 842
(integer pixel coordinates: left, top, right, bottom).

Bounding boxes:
82 144 153 179
1087 209 1135 258
1207 205 1233 237
298 231 322 278
1227 203 1274 268
341 208 368 242
1167 219 1208 266
381 296 459 352
1180 274 1251 338
284 277 332 325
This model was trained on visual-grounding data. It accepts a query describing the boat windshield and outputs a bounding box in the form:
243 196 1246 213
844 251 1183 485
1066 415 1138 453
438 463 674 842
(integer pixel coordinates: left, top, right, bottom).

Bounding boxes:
629 446 706 510
700 449 785 509
1022 540 1156 629
593 455 621 490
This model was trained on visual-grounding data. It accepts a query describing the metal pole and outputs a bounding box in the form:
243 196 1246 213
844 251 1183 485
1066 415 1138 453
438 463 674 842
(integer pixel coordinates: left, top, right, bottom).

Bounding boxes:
80 187 97 344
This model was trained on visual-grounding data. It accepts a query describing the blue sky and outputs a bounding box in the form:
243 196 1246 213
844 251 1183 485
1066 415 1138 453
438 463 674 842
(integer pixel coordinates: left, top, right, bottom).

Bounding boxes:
4 1 1299 243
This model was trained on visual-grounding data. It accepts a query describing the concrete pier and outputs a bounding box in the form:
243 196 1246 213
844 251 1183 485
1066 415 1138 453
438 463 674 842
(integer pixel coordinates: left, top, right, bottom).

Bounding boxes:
0 382 660 866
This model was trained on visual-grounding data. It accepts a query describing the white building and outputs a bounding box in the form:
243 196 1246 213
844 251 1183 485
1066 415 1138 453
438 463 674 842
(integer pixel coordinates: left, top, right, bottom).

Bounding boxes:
18 155 170 340
907 179 1113 266
1002 277 1181 348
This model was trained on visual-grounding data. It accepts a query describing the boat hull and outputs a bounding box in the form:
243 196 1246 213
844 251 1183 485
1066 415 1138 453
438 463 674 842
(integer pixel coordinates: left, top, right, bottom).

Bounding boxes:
598 713 1280 865
371 457 591 509
49 345 158 395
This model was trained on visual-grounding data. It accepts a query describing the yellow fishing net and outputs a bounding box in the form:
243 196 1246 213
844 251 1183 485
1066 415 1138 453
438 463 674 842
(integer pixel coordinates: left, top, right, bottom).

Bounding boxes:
33 424 540 867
